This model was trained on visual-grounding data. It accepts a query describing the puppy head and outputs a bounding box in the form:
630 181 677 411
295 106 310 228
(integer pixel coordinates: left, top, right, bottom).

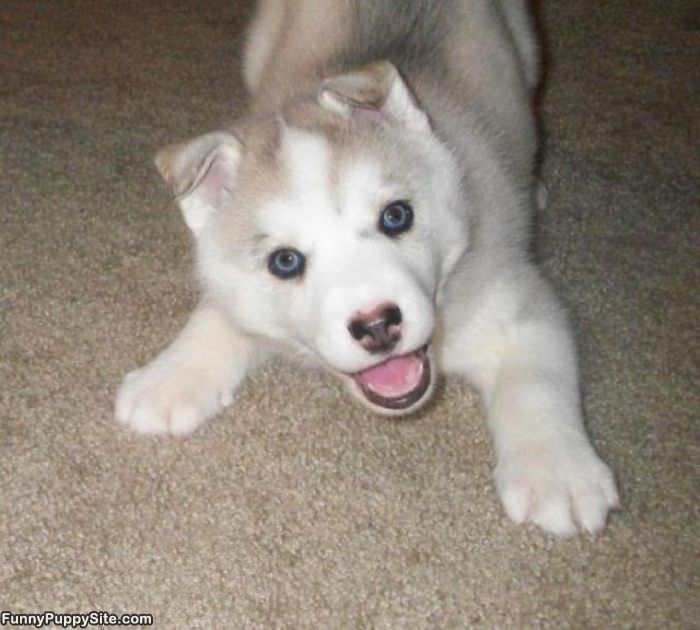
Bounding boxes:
155 61 468 415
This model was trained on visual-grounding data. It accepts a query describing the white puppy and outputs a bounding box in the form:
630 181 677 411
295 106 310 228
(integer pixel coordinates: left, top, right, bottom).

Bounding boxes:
116 0 619 536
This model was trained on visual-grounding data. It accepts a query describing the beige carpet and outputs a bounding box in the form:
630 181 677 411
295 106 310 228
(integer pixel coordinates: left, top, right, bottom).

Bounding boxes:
1 1 697 627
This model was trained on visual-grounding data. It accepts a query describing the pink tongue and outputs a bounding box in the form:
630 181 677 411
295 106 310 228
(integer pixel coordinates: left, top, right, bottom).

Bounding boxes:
355 353 422 397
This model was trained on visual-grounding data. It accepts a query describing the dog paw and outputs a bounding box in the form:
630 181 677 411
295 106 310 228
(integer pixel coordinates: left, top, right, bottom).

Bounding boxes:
115 359 233 437
494 441 619 536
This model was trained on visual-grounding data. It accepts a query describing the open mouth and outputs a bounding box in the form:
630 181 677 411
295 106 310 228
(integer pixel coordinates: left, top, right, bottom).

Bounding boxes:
351 346 431 411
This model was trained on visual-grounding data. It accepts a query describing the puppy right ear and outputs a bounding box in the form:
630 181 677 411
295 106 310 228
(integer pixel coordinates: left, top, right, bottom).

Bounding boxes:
318 60 430 133
155 131 241 234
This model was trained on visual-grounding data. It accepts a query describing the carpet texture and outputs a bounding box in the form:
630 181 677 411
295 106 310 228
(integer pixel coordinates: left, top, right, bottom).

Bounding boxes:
1 1 698 627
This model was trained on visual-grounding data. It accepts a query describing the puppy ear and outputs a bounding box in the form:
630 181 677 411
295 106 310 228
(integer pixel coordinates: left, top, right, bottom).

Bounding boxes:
318 60 430 132
155 131 241 234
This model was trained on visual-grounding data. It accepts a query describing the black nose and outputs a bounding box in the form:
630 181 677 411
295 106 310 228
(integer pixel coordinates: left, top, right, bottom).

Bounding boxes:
348 303 402 354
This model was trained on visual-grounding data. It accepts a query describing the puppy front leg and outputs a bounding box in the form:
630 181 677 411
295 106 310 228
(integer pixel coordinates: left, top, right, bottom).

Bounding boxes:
115 301 258 436
444 273 619 535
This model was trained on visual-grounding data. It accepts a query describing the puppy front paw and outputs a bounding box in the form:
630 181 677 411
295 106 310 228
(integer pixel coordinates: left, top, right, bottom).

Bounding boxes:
115 360 233 437
494 440 619 536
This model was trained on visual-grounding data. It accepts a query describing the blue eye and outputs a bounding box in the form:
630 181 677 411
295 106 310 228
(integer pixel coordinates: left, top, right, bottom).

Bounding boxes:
268 248 305 279
379 201 413 236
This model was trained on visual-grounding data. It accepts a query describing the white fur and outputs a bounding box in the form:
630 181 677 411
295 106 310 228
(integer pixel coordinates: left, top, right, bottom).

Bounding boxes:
441 267 619 534
116 0 619 536
198 126 438 373
115 305 257 436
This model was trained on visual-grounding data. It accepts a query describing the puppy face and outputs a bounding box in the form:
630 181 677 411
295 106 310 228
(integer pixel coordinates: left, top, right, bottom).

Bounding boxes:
157 63 468 414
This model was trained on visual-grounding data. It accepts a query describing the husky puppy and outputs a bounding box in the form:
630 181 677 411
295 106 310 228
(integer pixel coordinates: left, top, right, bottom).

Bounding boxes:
116 0 619 535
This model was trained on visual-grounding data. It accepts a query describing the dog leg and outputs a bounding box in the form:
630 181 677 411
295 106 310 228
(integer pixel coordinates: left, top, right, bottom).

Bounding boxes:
242 0 286 94
443 268 619 535
115 301 257 436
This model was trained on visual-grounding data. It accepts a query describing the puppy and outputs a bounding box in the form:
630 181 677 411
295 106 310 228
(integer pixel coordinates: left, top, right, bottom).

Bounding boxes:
116 0 619 535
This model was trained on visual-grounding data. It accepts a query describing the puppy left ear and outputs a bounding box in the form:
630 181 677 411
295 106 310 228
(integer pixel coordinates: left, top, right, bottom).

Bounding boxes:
318 60 430 132
155 131 241 234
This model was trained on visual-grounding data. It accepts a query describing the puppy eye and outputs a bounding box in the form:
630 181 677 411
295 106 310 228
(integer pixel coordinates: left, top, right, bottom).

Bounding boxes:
379 200 413 237
268 247 305 279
